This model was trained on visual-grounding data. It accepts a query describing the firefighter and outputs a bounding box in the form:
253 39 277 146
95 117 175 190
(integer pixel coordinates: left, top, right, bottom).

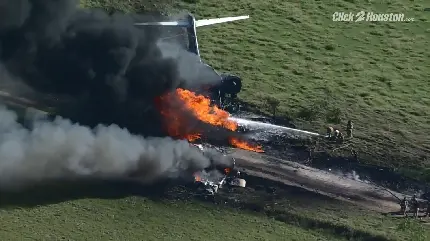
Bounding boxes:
303 144 313 165
338 131 345 143
426 200 430 218
410 195 419 218
307 145 313 164
326 126 334 138
346 120 353 138
400 197 408 216
332 129 340 142
351 149 359 163
334 129 344 143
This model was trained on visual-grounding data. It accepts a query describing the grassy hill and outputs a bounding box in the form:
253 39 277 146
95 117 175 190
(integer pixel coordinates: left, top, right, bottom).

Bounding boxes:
83 0 429 179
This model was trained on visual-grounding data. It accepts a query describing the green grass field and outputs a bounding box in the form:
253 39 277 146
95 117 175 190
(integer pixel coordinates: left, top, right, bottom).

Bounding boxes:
1 181 429 241
1 1 429 240
0 197 357 241
0 198 422 241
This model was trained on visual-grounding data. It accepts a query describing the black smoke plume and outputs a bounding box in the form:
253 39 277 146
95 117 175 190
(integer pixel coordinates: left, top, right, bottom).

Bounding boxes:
0 0 228 189
0 0 220 136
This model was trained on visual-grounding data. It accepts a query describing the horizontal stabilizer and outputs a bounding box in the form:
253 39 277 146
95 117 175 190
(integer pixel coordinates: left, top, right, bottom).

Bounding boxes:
134 20 189 26
134 15 249 27
195 15 249 27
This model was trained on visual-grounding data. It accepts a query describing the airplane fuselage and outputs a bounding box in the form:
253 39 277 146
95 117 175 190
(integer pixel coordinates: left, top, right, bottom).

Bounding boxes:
134 13 248 107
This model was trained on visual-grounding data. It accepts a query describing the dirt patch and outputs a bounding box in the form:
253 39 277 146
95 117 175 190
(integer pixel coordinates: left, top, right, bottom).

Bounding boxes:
229 148 404 212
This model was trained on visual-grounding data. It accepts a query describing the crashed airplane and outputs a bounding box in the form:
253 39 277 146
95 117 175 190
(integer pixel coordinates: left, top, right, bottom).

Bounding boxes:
0 11 251 196
134 13 250 108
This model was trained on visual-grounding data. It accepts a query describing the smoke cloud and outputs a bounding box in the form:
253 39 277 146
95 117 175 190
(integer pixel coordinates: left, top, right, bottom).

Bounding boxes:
0 105 212 190
0 0 228 189
0 0 220 135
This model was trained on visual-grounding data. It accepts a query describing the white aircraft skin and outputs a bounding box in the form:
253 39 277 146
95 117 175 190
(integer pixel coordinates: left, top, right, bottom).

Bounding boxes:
134 15 250 27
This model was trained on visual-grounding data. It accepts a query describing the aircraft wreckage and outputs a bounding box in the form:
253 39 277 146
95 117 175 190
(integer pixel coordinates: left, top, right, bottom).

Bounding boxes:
8 13 251 196
134 13 249 108
191 143 246 195
134 13 252 195
12 13 320 197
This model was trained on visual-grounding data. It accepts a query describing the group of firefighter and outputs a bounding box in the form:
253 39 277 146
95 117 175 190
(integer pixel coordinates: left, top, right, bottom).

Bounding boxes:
326 120 354 143
400 195 430 218
323 122 430 219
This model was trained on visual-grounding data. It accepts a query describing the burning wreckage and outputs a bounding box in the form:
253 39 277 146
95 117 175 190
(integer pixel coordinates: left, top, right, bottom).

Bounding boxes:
143 13 263 154
134 14 259 194
191 143 246 195
134 13 249 108
155 88 261 195
0 4 256 194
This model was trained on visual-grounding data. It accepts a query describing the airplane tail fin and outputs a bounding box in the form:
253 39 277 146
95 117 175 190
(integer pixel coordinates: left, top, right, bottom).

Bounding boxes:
134 14 249 57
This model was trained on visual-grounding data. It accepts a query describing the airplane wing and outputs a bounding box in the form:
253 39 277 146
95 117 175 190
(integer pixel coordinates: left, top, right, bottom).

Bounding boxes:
134 15 250 27
134 21 189 26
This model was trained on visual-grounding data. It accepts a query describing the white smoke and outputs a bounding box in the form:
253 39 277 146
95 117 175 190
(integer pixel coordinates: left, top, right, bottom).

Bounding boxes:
0 105 211 190
330 168 363 182
196 169 225 183
345 170 361 181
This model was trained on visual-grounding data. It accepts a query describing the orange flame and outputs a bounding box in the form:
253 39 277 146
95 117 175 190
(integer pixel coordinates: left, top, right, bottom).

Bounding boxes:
194 175 202 182
186 134 201 142
157 88 264 153
230 138 264 153
175 89 238 131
